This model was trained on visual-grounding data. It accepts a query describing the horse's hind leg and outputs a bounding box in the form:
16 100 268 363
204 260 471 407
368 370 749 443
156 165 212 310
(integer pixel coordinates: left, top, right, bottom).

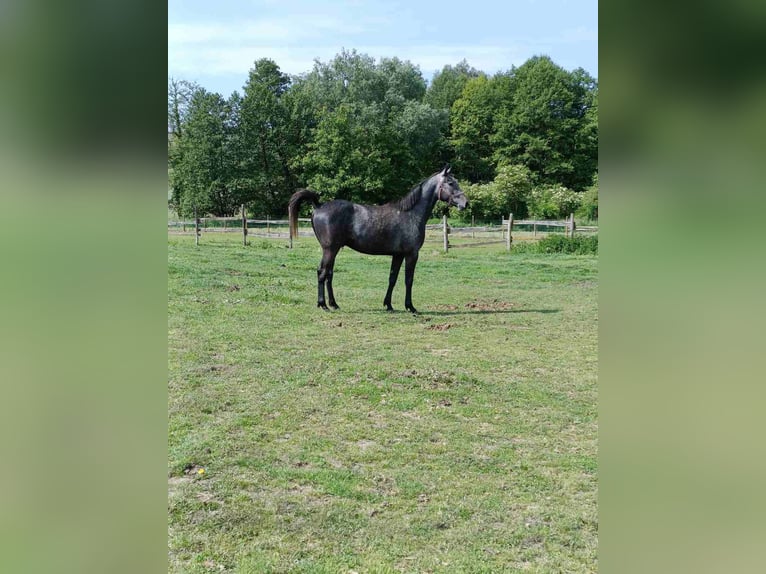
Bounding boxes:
383 254 404 311
317 248 338 310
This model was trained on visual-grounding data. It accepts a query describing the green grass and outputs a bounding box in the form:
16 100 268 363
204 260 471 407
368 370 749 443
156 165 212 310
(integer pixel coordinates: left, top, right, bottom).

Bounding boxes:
168 233 598 573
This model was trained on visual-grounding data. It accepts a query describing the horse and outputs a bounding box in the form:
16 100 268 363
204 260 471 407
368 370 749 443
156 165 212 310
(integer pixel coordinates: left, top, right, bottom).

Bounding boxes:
288 165 468 313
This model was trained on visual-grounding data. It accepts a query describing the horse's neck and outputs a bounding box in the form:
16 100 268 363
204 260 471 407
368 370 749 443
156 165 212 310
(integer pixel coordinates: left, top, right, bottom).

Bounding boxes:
413 180 440 223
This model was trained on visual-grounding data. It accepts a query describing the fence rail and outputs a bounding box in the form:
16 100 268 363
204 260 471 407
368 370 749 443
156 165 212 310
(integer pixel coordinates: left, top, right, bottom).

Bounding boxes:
169 206 596 251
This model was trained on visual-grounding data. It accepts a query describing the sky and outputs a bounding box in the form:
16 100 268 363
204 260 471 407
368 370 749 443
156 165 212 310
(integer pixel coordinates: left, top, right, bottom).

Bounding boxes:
168 0 597 98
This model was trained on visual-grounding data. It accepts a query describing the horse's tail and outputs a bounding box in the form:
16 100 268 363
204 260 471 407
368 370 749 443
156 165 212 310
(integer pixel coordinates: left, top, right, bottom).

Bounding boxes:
288 189 322 239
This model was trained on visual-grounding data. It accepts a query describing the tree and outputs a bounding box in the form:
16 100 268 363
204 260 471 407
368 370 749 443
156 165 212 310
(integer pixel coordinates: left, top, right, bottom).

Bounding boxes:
167 52 597 217
379 57 427 102
239 59 298 215
167 78 198 139
171 87 240 216
450 74 497 183
296 51 446 204
493 56 597 191
425 60 481 111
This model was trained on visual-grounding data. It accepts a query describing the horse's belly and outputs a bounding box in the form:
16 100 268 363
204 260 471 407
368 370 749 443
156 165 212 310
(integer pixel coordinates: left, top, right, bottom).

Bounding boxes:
346 238 396 256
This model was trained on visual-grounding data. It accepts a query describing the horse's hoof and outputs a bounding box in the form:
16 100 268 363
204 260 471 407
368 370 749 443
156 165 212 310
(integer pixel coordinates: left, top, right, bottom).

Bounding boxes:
329 303 339 310
406 306 418 314
385 304 395 312
318 303 329 311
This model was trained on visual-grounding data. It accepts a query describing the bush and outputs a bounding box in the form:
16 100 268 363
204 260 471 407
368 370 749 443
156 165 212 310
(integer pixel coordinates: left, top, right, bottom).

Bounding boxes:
463 163 535 222
512 234 598 255
537 234 598 254
576 178 598 221
528 185 581 219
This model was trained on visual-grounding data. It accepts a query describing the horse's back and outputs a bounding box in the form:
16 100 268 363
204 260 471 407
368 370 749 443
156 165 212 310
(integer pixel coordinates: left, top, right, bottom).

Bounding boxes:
312 199 423 255
312 200 355 248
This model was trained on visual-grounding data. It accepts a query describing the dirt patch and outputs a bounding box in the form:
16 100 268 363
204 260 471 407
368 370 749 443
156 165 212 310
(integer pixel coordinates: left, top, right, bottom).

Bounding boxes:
168 475 191 498
182 463 207 477
426 323 453 331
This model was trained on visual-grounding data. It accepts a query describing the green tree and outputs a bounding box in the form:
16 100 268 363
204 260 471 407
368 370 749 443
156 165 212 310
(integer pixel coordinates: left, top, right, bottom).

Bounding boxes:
171 87 240 216
493 56 597 191
296 51 445 204
240 59 298 215
167 78 198 139
379 57 427 101
425 60 481 111
450 74 497 183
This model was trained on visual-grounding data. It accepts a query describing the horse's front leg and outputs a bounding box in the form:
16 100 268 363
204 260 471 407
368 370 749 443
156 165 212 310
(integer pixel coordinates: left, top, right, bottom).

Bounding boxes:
404 252 419 314
383 254 404 311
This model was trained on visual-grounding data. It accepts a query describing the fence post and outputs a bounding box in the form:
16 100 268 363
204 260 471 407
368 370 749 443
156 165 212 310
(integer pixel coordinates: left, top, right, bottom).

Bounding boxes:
194 206 200 246
569 213 576 238
533 222 537 237
506 213 513 251
242 204 247 246
443 214 449 253
267 215 270 236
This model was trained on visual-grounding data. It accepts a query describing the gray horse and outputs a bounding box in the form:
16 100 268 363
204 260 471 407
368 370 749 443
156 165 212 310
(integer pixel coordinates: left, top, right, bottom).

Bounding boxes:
288 165 468 313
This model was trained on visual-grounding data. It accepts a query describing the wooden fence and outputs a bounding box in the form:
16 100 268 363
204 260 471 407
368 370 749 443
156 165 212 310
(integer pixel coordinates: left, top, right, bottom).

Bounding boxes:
425 213 598 253
169 206 597 252
168 205 312 247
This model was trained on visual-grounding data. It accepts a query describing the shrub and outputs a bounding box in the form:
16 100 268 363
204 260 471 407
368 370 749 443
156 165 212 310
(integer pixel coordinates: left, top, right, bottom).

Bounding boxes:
463 181 504 222
576 177 598 221
536 234 598 254
512 234 598 254
528 185 581 219
463 163 535 222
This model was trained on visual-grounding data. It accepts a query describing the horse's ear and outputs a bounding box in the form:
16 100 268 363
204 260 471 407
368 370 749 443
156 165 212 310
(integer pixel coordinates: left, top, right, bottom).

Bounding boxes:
441 163 451 175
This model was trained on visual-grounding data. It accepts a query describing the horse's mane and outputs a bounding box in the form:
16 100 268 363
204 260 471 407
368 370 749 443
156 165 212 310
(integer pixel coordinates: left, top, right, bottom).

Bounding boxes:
389 183 422 211
386 171 445 211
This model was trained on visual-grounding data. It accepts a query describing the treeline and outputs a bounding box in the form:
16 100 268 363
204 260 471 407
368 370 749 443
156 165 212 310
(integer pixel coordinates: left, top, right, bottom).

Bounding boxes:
168 50 598 221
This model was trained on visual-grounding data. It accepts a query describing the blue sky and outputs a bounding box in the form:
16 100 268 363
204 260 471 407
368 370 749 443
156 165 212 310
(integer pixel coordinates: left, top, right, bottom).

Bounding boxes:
169 0 597 97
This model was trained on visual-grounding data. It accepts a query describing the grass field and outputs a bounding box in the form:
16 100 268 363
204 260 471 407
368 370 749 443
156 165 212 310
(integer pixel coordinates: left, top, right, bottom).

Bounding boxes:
168 233 598 573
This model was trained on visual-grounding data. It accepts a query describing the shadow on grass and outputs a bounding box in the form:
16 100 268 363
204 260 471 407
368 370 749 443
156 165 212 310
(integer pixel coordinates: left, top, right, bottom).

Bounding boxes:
422 308 560 316
363 307 560 316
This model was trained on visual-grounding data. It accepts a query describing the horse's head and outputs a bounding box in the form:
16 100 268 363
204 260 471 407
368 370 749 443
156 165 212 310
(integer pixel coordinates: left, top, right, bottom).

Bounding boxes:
436 164 468 210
